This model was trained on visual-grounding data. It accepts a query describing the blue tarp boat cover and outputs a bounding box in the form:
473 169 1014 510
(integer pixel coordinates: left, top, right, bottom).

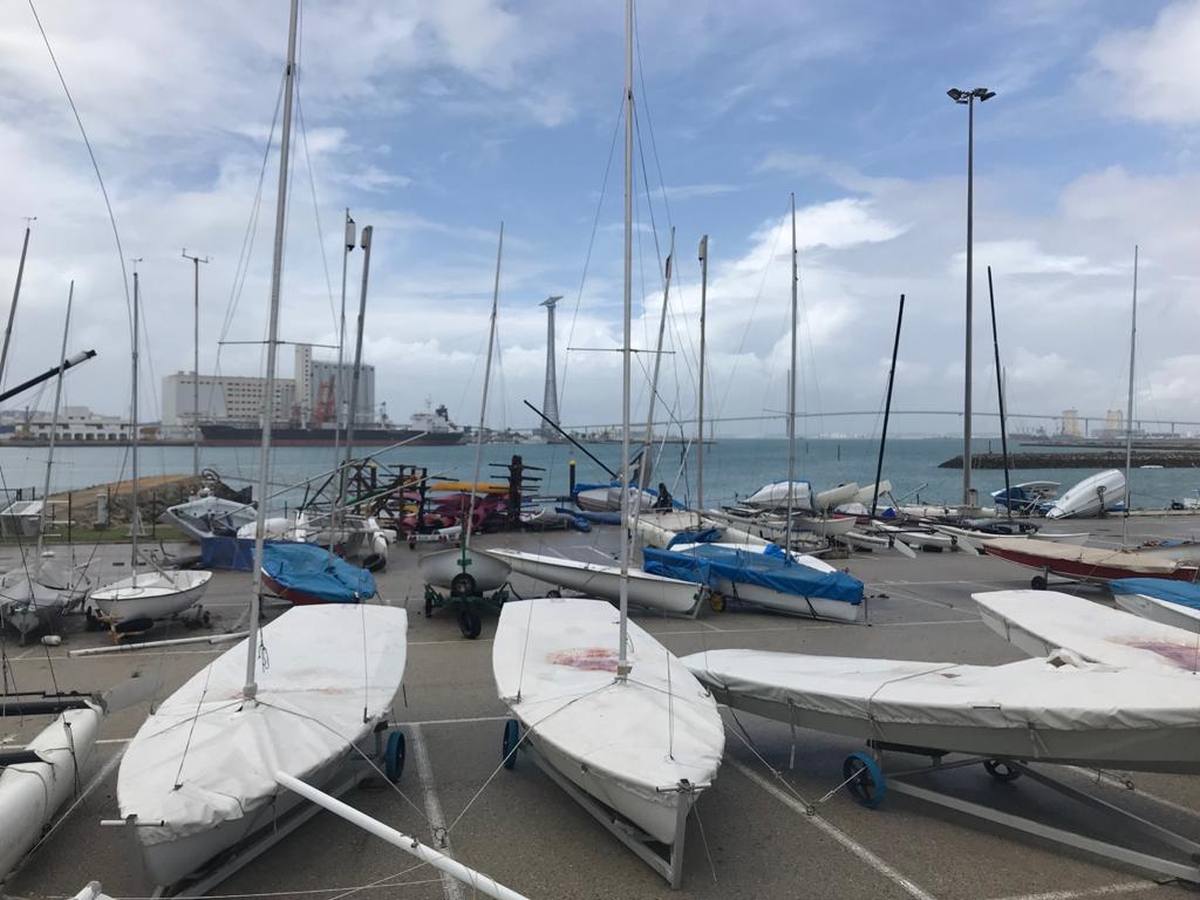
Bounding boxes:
262 542 376 603
643 544 863 605
1110 578 1200 610
666 528 723 549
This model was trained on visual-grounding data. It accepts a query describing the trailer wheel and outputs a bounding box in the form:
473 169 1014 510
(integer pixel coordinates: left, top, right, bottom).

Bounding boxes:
502 719 520 769
362 553 386 572
843 752 886 808
1030 575 1047 590
983 759 1022 782
709 593 727 613
385 730 406 782
458 608 482 639
424 595 433 618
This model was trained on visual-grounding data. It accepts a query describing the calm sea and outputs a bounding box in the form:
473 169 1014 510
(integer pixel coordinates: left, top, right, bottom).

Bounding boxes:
2 437 1198 511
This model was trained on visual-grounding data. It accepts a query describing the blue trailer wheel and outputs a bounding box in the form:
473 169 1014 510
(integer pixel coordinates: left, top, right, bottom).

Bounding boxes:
502 719 521 769
843 752 886 808
385 730 406 782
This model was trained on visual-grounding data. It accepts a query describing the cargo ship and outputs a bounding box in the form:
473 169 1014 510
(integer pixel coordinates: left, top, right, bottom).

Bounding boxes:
200 403 467 447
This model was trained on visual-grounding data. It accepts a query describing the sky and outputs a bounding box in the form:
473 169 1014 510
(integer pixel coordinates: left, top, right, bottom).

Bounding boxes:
1 0 1199 439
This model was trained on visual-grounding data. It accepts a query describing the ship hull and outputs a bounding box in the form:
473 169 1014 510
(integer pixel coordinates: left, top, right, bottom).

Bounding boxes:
199 425 465 447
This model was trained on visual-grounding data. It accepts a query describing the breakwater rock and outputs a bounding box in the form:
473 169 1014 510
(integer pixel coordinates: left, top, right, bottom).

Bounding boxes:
939 451 1200 469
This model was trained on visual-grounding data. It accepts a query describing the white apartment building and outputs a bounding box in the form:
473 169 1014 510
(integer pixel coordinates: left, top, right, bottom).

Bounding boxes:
161 343 372 429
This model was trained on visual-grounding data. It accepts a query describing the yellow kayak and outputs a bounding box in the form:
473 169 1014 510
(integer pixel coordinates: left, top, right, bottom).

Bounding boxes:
429 480 508 494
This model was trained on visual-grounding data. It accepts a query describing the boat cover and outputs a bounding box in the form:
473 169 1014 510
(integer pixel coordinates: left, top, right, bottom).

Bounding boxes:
1110 578 1200 610
262 542 375 602
493 599 722 819
118 604 408 847
973 589 1200 673
681 649 1200 750
981 536 1192 576
643 544 863 605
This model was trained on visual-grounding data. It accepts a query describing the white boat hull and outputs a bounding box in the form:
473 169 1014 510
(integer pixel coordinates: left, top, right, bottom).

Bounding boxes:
0 705 102 878
684 650 1200 774
88 570 213 625
1113 591 1200 634
1046 469 1126 519
419 546 511 592
493 599 723 847
485 548 702 614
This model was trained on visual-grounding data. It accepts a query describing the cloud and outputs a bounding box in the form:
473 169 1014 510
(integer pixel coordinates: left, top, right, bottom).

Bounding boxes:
1089 0 1200 124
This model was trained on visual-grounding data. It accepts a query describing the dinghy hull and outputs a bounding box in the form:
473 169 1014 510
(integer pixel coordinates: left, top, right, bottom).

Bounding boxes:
88 571 212 624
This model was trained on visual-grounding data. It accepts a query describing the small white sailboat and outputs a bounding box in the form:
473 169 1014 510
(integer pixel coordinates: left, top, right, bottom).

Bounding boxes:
493 599 723 881
115 8 409 889
493 7 724 885
86 268 211 630
1 287 91 643
684 648 1200 774
484 548 703 614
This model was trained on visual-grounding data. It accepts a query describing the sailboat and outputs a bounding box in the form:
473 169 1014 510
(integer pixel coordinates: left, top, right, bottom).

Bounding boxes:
115 3 409 888
491 4 724 886
641 195 865 622
86 268 212 630
1 284 92 642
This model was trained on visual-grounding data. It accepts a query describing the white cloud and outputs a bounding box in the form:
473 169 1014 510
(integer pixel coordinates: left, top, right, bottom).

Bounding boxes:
1090 0 1200 124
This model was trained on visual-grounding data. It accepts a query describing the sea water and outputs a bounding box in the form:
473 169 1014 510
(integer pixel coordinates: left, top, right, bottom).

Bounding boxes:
2 437 1198 512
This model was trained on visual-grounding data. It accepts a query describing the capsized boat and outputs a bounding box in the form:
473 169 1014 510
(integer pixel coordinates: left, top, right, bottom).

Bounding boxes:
260 542 375 605
683 648 1200 774
86 569 212 628
744 480 813 509
973 589 1200 674
493 598 724 847
643 542 864 622
981 535 1200 588
116 604 408 886
1110 578 1200 633
1045 469 1125 519
483 548 703 614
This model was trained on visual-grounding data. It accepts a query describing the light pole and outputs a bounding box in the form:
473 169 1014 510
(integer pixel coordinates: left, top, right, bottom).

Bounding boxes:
947 86 995 507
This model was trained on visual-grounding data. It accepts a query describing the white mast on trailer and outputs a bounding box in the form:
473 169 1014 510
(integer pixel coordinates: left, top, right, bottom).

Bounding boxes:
244 0 299 700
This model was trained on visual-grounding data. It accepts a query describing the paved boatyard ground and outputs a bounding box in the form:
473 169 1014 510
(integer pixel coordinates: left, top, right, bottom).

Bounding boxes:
4 516 1200 900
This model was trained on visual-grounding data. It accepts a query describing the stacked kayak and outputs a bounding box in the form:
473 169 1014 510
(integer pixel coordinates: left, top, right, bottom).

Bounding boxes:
261 542 375 605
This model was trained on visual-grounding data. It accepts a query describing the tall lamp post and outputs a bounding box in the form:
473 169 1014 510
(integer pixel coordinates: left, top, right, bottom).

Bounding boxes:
947 86 995 507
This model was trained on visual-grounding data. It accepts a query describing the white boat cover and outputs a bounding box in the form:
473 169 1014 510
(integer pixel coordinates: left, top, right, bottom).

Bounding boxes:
117 604 408 847
981 536 1195 575
493 599 723 820
681 649 1200 763
973 590 1200 674
745 481 813 510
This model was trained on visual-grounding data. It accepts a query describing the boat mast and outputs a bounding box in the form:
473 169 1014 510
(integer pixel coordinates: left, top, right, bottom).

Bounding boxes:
1123 245 1138 545
182 249 209 479
617 0 634 680
871 294 904 518
634 227 672 531
245 0 299 700
130 263 142 578
340 224 372 511
37 281 73 560
987 267 1012 520
1 221 33 389
333 211 355 484
462 222 503 571
784 193 798 559
697 233 707 525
